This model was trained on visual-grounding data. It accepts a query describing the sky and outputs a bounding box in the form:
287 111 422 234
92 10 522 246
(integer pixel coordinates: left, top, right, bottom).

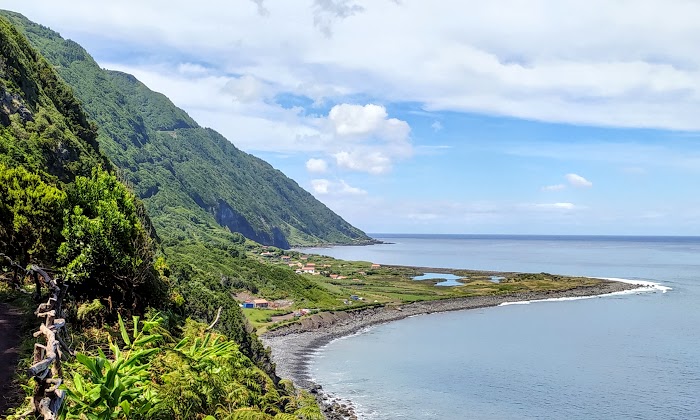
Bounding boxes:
6 0 700 235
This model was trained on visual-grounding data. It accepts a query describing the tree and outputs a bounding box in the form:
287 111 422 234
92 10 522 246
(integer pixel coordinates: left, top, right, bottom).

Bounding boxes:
58 169 166 309
0 163 66 265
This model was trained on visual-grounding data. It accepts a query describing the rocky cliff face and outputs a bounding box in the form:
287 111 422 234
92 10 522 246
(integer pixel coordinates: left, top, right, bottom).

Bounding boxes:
215 199 291 249
0 89 33 125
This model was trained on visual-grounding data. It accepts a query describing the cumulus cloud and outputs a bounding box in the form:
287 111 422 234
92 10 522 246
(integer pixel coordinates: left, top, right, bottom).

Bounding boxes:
334 150 392 174
305 158 328 173
431 121 443 132
328 104 409 141
310 178 366 195
324 103 412 174
566 173 593 188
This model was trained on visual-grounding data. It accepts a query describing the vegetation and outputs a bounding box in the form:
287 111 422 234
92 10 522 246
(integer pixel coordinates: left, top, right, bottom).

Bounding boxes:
0 11 614 419
0 9 372 250
59 315 323 420
0 14 322 419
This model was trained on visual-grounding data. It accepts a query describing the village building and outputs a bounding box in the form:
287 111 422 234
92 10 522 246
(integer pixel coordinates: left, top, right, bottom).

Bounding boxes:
253 299 269 308
302 265 315 274
371 263 381 269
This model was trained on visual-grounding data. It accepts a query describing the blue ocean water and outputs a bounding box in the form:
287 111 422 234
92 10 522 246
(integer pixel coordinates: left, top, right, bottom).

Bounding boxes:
303 235 700 419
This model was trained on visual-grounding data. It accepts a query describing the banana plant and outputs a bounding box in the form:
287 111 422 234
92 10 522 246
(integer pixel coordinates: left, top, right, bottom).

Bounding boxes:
61 314 163 419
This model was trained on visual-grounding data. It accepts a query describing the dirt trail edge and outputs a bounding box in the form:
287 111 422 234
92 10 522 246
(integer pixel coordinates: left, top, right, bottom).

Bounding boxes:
0 302 24 416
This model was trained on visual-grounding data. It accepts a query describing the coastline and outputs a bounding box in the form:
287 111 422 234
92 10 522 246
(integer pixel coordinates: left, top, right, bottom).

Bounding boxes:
262 278 654 419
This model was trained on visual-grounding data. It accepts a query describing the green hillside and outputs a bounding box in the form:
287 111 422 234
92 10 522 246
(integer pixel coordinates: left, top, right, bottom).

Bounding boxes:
0 15 324 419
1 9 372 250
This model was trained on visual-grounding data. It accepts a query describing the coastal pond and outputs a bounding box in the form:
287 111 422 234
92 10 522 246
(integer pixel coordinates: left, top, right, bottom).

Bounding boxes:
412 272 464 286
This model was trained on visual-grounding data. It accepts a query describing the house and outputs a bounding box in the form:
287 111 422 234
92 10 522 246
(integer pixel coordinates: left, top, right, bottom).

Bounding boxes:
281 255 291 261
357 271 366 276
289 263 298 268
260 252 274 257
302 263 316 274
371 263 381 269
330 274 339 279
350 295 360 300
242 301 254 309
253 299 269 308
300 255 309 260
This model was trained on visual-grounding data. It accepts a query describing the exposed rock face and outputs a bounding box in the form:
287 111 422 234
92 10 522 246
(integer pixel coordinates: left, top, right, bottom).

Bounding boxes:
215 199 291 249
0 88 33 126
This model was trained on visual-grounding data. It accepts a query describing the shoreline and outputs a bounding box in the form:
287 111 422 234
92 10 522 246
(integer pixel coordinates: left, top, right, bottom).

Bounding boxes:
262 278 658 419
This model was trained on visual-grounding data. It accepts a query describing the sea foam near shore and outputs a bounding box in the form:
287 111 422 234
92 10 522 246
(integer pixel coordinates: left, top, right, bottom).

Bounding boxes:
499 277 670 306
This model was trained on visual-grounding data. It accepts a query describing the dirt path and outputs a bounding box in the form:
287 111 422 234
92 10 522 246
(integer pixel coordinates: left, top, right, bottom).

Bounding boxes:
0 302 24 416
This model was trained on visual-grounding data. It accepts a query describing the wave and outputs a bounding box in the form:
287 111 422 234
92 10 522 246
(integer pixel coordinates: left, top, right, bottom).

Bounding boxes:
499 277 671 306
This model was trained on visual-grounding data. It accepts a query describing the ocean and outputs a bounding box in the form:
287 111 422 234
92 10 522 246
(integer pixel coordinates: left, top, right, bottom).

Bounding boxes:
301 235 700 419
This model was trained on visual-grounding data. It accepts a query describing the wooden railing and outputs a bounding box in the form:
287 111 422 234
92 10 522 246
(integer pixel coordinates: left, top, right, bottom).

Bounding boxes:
1 255 70 420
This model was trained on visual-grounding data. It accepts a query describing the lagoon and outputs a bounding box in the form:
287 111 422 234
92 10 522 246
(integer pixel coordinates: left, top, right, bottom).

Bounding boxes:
412 272 464 286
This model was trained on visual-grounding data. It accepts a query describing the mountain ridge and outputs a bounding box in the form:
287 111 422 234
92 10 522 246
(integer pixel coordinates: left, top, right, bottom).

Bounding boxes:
1 9 373 249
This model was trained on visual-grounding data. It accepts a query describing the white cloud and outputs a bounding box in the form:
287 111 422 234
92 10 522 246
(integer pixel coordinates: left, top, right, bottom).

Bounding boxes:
565 173 593 188
431 121 443 132
177 63 209 75
334 150 392 174
222 74 267 103
338 180 366 195
407 212 439 221
16 0 700 131
534 202 576 210
542 184 566 192
305 158 328 173
328 104 410 141
310 178 366 195
311 179 331 194
313 0 365 37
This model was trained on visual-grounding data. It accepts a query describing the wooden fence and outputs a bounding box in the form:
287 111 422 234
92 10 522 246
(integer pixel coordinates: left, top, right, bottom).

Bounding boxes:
1 255 70 419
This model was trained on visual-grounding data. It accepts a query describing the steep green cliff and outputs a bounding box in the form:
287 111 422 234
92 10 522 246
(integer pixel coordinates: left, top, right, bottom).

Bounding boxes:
0 16 324 419
1 10 371 250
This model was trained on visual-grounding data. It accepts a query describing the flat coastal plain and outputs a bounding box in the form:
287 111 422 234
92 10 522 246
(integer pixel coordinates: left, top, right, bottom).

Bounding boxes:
262 279 638 390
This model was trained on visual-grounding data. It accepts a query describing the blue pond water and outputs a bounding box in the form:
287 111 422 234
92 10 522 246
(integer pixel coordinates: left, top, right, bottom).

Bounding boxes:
301 235 700 419
412 272 463 286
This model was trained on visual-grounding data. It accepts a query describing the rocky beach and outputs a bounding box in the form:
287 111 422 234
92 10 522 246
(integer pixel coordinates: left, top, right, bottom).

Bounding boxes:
262 279 642 419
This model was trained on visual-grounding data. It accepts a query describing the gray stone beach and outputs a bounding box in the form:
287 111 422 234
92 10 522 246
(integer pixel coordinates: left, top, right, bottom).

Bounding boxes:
262 279 640 419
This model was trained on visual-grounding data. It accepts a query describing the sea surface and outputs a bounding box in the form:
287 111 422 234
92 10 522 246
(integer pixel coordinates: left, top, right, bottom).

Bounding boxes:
301 235 700 419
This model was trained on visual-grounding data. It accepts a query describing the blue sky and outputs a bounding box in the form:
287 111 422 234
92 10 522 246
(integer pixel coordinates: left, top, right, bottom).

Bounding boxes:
8 0 700 235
